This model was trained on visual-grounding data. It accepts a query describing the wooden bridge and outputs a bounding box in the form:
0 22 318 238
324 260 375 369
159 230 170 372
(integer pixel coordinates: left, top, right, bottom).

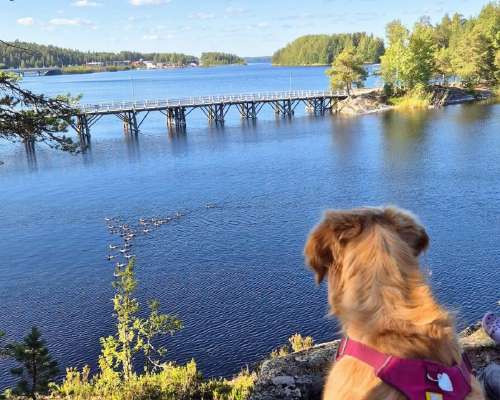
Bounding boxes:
6 67 62 76
72 90 356 146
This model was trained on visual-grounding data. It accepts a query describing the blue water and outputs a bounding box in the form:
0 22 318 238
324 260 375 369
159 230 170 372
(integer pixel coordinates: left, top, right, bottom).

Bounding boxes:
0 64 499 389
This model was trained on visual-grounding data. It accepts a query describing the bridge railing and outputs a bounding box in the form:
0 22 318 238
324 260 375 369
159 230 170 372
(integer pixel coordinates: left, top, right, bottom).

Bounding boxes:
78 90 348 114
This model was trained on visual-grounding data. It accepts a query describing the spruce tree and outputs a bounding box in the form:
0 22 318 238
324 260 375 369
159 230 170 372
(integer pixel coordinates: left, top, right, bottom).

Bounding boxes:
8 327 59 399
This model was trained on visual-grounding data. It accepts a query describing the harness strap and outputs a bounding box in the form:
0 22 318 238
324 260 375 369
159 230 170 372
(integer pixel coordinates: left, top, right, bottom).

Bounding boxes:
335 337 392 374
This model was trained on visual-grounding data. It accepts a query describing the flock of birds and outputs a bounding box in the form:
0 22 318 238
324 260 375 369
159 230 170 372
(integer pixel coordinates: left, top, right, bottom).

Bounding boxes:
104 203 218 269
104 212 186 268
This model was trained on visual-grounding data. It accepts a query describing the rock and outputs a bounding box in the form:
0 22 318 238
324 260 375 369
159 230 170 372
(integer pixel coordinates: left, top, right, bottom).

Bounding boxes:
250 325 500 400
250 341 339 400
430 85 494 106
336 90 392 115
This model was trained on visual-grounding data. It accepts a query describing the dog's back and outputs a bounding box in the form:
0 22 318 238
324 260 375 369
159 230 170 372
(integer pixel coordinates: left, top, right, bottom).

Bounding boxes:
304 206 485 400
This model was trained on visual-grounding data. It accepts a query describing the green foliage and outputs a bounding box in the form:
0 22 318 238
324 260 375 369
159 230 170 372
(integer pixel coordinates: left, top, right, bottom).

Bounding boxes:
270 333 314 359
269 345 290 359
200 52 246 66
97 259 183 383
207 369 256 400
7 326 59 398
288 333 314 352
326 46 368 95
0 71 80 151
272 33 384 65
381 20 436 92
389 83 431 110
54 361 256 400
0 41 198 68
62 65 134 74
382 3 499 93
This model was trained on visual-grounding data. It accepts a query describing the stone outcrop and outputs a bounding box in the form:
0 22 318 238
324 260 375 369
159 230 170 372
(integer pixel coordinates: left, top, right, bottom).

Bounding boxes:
430 86 494 106
336 90 391 115
250 324 500 400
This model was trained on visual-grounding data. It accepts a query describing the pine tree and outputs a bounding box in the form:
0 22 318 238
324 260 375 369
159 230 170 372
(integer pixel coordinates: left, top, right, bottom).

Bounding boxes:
8 327 59 398
326 46 367 96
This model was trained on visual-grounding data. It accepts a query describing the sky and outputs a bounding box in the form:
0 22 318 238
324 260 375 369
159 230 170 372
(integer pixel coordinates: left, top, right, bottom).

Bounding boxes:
1 0 491 56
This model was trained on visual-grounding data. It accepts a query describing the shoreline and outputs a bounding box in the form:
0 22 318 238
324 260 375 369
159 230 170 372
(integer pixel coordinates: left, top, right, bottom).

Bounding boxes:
338 86 497 116
250 322 500 399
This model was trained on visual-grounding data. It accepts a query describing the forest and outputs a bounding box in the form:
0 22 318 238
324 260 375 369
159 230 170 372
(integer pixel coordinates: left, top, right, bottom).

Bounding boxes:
200 52 246 66
380 2 499 92
0 41 198 69
271 32 385 65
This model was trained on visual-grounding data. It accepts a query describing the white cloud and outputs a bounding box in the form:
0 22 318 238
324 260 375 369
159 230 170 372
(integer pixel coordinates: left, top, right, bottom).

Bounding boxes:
48 18 95 27
17 17 35 26
189 12 215 20
256 22 270 28
72 0 102 7
130 0 170 6
224 7 248 17
143 34 160 40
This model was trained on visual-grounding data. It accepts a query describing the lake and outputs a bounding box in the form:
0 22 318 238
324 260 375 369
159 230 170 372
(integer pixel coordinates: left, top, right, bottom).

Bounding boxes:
0 64 499 388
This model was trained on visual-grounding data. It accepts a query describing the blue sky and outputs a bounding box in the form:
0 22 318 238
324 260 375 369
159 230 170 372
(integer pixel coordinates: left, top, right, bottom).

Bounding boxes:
2 0 490 56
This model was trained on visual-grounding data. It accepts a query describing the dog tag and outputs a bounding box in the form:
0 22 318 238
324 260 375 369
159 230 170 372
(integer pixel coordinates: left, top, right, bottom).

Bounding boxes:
437 372 453 392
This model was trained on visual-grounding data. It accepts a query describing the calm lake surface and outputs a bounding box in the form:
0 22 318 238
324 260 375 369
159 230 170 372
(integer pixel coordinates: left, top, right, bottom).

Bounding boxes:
0 64 499 388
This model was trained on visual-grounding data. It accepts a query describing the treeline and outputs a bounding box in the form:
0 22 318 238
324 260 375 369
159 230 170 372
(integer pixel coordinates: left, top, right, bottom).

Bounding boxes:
200 52 246 66
381 2 499 92
0 41 198 69
272 33 385 65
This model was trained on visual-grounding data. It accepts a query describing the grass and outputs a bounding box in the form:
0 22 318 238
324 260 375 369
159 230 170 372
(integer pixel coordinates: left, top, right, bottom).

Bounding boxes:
62 65 134 75
389 93 431 110
270 333 315 358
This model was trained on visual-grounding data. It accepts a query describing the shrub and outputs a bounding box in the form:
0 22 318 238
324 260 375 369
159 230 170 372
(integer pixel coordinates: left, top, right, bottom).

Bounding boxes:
207 368 256 400
288 333 314 352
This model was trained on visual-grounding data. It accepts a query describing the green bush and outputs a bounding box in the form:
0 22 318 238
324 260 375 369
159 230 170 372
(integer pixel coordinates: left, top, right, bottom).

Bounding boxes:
288 333 314 352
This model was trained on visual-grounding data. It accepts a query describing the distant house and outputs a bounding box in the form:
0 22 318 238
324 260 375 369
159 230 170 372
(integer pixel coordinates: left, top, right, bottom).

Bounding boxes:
111 60 131 66
143 61 157 69
86 61 104 66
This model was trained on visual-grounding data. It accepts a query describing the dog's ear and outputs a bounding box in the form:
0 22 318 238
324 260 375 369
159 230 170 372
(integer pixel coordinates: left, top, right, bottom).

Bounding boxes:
383 207 429 256
304 211 365 283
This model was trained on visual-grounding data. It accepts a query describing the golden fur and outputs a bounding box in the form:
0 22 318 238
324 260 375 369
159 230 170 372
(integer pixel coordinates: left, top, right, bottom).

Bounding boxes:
304 206 484 400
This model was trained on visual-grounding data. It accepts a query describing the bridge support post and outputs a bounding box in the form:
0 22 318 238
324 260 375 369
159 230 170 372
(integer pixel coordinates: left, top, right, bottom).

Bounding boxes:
166 107 186 128
123 111 139 136
238 102 257 119
275 100 293 117
76 115 91 148
206 104 225 124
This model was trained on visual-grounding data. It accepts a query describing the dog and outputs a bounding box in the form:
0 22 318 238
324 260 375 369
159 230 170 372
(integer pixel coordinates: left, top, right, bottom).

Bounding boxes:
304 206 484 400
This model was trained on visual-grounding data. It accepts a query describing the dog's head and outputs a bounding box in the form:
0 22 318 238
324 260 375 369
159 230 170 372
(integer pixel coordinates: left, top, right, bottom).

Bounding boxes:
304 206 429 313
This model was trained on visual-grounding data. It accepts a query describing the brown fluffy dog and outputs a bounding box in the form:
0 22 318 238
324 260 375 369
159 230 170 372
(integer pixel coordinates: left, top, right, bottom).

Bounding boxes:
304 206 484 400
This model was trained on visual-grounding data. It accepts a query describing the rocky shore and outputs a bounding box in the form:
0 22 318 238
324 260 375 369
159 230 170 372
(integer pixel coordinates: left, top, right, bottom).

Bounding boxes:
250 323 500 400
338 86 496 115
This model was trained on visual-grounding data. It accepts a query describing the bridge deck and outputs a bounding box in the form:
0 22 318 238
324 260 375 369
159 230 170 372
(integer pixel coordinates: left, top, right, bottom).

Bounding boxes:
78 90 349 115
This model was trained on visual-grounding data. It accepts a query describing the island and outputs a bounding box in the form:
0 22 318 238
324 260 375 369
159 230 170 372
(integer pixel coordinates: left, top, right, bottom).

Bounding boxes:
200 52 246 66
0 41 199 73
272 33 384 66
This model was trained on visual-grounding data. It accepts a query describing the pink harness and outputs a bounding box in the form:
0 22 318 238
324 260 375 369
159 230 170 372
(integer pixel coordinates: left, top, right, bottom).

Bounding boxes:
335 337 472 400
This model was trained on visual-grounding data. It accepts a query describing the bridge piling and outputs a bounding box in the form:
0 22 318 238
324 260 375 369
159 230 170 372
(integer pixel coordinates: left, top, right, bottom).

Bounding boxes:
76 115 91 148
121 111 139 136
237 102 258 119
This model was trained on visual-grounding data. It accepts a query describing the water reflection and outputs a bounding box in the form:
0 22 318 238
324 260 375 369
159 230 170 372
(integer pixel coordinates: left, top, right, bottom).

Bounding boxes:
168 128 189 156
454 102 494 125
125 132 141 161
24 140 38 171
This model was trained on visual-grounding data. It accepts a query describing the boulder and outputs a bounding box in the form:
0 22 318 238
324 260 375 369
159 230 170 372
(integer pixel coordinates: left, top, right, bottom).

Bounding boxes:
250 324 500 400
